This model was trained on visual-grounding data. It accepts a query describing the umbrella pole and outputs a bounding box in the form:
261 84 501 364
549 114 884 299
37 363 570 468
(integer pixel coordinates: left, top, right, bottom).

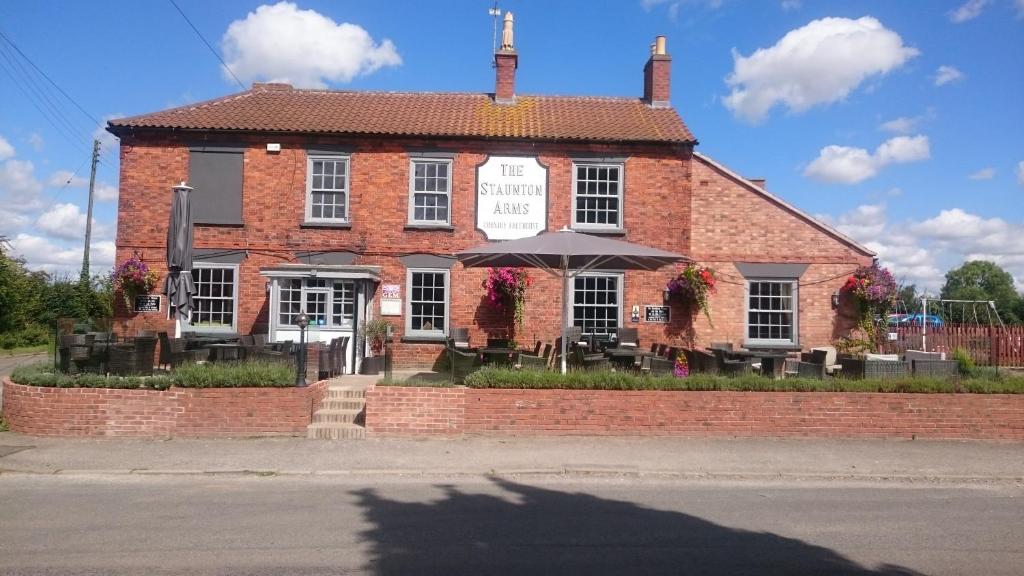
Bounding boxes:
561 265 568 374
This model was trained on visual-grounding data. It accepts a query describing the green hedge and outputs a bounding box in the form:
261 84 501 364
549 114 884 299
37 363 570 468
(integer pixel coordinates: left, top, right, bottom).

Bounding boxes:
0 324 50 350
9 360 295 390
447 367 1024 394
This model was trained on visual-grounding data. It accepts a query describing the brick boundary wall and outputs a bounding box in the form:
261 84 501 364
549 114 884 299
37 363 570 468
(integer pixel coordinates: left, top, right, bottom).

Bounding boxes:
365 386 1024 440
2 377 327 438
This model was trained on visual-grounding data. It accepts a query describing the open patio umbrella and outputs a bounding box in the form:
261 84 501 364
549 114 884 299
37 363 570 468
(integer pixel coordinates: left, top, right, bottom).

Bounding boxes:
457 228 690 373
164 182 195 338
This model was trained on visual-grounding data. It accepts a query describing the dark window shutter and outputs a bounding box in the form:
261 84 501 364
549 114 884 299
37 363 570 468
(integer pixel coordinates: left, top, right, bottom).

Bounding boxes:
188 149 243 225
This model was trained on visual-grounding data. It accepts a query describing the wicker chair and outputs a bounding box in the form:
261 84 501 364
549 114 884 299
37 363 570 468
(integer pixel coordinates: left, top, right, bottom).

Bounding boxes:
132 336 158 376
517 352 550 371
615 327 639 348
865 360 910 379
642 355 674 377
796 361 826 379
691 350 719 375
319 339 337 379
333 336 350 376
108 343 137 375
167 337 208 369
722 358 754 376
838 357 865 379
912 359 959 378
448 344 482 384
656 344 669 358
59 334 94 373
449 328 472 350
573 347 610 371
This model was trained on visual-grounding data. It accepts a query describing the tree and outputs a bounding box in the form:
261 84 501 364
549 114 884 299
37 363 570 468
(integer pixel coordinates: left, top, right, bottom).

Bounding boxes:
896 284 918 314
940 261 1023 324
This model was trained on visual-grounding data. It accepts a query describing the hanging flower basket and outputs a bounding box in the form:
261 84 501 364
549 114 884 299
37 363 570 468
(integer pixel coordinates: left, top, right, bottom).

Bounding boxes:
840 263 897 343
111 255 159 310
665 263 717 325
482 267 533 338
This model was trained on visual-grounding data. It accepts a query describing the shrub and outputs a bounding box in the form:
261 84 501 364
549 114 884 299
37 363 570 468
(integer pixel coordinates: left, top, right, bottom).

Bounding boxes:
171 360 294 388
952 347 975 375
0 324 50 350
10 362 171 390
458 367 1024 394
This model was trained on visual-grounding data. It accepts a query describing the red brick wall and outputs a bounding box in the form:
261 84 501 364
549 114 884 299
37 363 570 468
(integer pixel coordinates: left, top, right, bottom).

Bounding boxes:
2 377 327 438
365 385 1024 440
114 130 868 369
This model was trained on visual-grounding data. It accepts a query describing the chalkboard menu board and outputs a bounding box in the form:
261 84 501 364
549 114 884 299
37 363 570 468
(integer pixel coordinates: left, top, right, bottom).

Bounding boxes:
644 305 670 323
134 295 161 313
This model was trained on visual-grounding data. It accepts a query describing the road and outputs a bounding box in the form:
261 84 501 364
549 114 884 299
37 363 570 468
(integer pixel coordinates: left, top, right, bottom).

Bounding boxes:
1 474 1021 575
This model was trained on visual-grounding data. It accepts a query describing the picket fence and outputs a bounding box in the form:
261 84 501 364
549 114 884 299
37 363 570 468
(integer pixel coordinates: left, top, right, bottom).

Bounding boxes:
880 325 1024 367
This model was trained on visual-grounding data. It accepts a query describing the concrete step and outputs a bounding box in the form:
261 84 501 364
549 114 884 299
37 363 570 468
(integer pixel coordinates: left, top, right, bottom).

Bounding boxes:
306 423 366 440
326 388 365 400
320 399 366 411
311 409 363 424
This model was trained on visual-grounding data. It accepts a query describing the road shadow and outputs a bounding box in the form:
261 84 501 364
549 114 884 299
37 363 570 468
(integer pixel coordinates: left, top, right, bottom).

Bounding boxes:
352 477 924 576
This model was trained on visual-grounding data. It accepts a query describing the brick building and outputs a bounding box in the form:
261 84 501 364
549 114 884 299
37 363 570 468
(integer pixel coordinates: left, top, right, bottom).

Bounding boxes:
107 26 872 373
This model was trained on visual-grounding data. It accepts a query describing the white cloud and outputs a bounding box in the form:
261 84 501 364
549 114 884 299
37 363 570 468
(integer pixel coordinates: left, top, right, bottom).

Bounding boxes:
826 205 1024 292
28 133 44 152
0 135 14 160
949 0 989 22
7 233 115 276
968 167 995 180
0 208 30 232
879 116 919 134
1016 161 1024 187
46 169 88 188
95 181 118 202
221 2 402 89
723 16 919 123
804 135 930 184
781 0 801 11
934 65 964 86
0 159 44 212
33 202 113 242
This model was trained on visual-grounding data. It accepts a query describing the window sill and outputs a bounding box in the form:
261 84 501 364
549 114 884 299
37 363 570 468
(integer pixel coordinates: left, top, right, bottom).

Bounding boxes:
301 221 352 229
571 227 627 236
404 224 454 231
400 335 447 344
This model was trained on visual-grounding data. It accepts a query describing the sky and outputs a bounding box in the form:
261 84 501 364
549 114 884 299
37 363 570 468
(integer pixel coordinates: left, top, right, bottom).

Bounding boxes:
1 0 1022 295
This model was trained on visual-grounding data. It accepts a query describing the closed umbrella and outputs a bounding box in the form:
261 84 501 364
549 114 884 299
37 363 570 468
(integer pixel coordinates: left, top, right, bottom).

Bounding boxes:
164 182 195 338
457 228 689 373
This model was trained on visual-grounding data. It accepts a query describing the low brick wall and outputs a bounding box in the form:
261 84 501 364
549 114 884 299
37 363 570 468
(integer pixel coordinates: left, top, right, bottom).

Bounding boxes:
2 377 327 438
365 386 1024 440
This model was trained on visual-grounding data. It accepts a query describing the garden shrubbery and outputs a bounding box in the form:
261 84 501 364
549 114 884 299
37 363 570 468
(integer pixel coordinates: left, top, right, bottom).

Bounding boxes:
9 360 295 390
385 367 1024 394
0 323 50 350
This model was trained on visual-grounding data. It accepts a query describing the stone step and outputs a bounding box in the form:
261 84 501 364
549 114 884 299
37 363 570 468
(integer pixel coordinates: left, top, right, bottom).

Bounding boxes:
306 423 366 440
311 408 363 424
320 399 366 411
326 388 365 399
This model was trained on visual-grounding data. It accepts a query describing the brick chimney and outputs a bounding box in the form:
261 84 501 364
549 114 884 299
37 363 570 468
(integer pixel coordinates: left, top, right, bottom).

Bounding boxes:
749 178 767 190
643 36 671 108
494 12 517 104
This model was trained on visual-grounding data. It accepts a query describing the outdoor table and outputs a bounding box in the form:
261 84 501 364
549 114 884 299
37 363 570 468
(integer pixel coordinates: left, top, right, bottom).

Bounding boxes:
206 343 242 362
187 336 228 350
604 347 649 370
720 349 792 379
479 347 517 366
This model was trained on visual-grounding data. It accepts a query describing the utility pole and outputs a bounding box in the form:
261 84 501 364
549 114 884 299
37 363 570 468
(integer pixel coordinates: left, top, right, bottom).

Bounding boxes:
80 139 100 284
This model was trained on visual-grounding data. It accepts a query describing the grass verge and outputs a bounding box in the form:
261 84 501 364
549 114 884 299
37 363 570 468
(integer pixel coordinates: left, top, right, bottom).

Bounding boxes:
9 360 295 390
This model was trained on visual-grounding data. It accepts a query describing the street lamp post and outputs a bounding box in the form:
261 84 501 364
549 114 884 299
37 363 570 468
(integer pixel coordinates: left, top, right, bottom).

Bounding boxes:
295 312 309 387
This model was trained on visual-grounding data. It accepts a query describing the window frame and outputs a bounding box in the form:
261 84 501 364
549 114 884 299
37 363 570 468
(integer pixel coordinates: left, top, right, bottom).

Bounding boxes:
304 154 351 224
571 161 624 232
277 278 357 330
743 278 799 347
189 263 239 333
404 268 450 340
568 271 624 337
407 157 453 226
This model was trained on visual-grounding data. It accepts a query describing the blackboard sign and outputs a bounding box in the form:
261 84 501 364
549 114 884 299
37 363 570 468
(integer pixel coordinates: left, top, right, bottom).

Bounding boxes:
645 305 670 323
133 295 161 313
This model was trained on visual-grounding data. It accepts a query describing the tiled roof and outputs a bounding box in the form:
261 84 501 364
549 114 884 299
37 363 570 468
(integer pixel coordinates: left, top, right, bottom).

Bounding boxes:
107 84 696 144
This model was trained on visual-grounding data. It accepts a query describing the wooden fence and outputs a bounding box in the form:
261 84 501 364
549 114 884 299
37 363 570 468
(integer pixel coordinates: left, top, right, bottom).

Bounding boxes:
880 325 1024 367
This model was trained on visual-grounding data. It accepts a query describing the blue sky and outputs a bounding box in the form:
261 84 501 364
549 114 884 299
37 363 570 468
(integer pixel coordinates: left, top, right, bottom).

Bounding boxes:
1 0 1022 293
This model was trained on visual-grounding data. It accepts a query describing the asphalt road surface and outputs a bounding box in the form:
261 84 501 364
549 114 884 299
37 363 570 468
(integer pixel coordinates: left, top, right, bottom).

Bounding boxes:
1 474 1021 575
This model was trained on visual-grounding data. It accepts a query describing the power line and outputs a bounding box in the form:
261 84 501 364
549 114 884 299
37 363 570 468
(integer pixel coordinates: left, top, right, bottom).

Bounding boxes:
0 28 101 126
167 0 246 90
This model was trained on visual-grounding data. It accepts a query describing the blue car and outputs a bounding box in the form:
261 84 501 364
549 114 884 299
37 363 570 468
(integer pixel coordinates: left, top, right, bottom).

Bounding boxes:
888 313 943 327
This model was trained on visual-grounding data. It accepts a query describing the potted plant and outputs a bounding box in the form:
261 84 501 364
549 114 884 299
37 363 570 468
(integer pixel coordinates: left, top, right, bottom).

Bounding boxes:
482 267 532 346
840 263 897 347
359 318 392 375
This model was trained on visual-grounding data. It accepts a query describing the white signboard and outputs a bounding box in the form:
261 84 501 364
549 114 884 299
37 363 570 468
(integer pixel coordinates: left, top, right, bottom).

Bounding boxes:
476 156 548 240
380 284 401 316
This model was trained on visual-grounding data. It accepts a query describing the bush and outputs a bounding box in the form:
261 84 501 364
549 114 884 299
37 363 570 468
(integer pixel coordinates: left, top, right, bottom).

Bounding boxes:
171 360 294 388
457 367 1024 394
10 362 171 390
952 347 975 375
0 324 50 350
9 360 295 389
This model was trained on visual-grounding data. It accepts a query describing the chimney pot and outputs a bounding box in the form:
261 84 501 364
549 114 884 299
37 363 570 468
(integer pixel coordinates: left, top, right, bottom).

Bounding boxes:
494 11 518 104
